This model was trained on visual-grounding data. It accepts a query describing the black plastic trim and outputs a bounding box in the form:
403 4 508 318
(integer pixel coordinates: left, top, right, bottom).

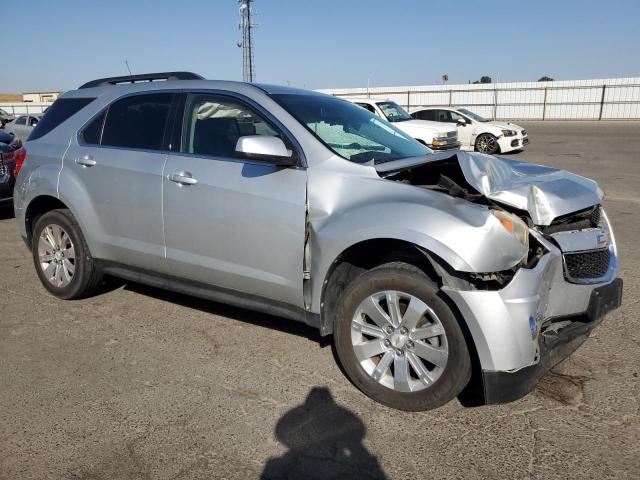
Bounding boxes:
79 72 204 89
95 260 320 330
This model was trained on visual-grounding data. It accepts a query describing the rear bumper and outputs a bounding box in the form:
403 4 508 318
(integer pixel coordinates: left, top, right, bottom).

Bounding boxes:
481 278 622 404
0 172 15 202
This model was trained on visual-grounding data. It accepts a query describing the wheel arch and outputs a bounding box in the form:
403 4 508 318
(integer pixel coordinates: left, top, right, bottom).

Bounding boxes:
318 238 471 337
24 195 70 246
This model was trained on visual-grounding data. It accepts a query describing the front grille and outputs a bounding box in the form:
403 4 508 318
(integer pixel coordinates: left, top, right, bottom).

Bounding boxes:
564 248 610 279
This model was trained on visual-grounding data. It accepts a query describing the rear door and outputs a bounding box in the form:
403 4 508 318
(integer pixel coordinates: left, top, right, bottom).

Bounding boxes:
162 92 307 306
62 92 176 271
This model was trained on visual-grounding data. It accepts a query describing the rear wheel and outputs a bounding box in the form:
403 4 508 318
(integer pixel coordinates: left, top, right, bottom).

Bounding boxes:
32 209 102 299
334 262 471 411
475 133 499 154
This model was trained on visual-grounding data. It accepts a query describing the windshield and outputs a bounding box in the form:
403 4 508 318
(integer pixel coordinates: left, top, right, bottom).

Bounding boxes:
458 108 489 122
376 101 412 122
271 94 430 164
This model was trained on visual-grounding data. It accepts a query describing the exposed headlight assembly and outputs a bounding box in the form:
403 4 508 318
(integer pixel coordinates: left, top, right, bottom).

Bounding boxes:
492 210 529 250
501 129 517 137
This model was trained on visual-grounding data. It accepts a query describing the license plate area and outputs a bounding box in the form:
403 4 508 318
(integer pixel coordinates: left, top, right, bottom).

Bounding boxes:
587 278 623 321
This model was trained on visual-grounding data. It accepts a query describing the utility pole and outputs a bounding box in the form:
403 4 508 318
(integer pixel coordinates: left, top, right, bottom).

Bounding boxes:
237 1 256 82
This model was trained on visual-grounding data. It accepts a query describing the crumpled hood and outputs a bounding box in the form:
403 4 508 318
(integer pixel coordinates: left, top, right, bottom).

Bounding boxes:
456 151 603 225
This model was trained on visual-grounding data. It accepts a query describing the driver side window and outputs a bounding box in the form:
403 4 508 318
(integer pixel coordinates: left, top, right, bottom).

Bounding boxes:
182 94 281 158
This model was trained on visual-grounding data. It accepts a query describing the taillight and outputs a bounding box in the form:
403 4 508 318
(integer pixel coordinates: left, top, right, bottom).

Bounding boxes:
13 147 26 177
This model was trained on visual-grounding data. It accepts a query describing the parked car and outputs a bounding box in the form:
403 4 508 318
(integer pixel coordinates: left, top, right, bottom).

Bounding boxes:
4 114 41 142
0 131 24 204
14 72 622 411
0 108 15 127
345 98 460 151
411 107 528 154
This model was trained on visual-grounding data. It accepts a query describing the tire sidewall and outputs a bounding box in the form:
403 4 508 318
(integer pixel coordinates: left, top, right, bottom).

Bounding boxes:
335 266 471 411
32 210 90 300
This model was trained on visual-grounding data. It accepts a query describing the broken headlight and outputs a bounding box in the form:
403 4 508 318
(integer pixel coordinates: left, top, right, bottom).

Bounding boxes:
492 210 529 250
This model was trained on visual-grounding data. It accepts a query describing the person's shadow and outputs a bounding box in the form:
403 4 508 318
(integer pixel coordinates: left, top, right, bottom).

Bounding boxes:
261 387 388 480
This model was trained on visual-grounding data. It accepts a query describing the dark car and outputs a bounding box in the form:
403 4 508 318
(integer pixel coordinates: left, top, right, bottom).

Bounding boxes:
0 108 15 127
0 131 24 203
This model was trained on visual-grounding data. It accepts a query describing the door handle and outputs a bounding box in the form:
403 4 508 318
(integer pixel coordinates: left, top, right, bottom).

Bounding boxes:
76 154 96 167
168 171 198 186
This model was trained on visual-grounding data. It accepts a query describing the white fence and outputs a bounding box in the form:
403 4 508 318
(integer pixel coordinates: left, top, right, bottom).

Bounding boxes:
319 77 640 120
0 103 50 116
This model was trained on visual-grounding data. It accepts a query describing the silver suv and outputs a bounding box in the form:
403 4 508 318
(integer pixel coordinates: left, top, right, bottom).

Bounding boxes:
14 72 622 411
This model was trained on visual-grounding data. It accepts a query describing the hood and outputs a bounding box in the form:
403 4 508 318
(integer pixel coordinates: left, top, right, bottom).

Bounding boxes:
487 121 523 131
376 151 603 226
394 119 455 134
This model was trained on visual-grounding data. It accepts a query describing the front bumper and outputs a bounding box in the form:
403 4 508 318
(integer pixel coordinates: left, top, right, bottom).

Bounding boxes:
482 277 622 404
428 140 461 151
444 213 621 404
498 133 528 152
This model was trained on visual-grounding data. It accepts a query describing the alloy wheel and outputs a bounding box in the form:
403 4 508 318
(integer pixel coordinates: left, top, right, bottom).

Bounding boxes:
37 224 76 288
350 290 449 392
476 134 497 153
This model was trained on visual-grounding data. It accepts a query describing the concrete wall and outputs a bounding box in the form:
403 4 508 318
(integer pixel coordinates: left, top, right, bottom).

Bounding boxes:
0 103 49 116
318 77 640 120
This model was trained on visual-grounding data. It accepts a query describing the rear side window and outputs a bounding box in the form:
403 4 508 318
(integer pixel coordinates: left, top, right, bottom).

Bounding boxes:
101 93 174 150
415 110 436 121
81 110 106 145
15 116 27 125
29 98 95 141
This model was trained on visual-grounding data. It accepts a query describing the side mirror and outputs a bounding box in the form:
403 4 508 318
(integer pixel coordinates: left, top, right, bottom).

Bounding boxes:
235 135 295 166
457 118 467 126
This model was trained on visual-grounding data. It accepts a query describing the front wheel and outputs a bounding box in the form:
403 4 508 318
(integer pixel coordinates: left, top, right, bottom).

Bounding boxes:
334 262 471 411
475 133 499 154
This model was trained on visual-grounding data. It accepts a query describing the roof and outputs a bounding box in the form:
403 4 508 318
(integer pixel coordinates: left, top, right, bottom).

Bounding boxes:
62 77 327 101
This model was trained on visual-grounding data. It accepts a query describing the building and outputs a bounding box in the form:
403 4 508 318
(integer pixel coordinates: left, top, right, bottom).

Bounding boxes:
22 91 60 103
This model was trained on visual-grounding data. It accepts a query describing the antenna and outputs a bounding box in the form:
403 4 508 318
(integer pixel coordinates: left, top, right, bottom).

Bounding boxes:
125 60 133 75
237 0 256 82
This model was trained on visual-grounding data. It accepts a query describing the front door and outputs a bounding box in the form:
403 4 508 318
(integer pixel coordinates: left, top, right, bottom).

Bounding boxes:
162 92 307 307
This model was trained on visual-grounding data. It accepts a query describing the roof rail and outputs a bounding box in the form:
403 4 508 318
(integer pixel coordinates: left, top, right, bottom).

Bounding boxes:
78 71 204 89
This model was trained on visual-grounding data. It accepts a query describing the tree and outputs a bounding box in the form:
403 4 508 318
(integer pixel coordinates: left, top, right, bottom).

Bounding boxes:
472 76 492 84
538 76 554 82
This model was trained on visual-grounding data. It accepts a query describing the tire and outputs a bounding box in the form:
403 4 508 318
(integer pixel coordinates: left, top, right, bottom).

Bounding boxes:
475 133 499 154
334 262 471 411
31 208 102 299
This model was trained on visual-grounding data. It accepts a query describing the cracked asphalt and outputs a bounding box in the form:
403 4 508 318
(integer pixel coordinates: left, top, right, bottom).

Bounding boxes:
1 121 639 479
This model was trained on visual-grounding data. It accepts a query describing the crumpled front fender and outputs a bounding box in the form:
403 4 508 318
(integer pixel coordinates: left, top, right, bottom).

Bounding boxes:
307 160 528 314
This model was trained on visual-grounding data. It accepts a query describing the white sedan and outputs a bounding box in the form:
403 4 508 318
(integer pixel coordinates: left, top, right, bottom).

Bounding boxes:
345 98 460 151
3 114 41 143
411 107 528 154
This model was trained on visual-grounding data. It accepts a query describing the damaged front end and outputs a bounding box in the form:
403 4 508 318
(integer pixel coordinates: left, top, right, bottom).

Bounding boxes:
376 151 623 404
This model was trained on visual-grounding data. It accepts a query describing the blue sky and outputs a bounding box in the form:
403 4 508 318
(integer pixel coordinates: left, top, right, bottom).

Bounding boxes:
3 0 639 92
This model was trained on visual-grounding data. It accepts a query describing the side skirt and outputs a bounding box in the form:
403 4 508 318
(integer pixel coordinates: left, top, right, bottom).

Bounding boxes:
96 260 321 330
